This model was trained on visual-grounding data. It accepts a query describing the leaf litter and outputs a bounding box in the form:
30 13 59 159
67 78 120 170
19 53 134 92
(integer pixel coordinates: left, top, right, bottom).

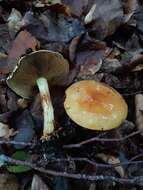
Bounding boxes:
0 0 143 189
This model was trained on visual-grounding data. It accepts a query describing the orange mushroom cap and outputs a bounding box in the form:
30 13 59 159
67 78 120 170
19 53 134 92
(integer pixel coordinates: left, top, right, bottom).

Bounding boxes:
64 80 128 131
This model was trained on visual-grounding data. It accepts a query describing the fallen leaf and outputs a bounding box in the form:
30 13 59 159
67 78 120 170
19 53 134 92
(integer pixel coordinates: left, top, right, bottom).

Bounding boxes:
7 89 18 111
77 33 107 51
13 110 35 149
97 153 125 177
31 175 50 190
132 64 143 72
133 6 143 40
24 10 84 43
69 35 82 62
123 0 138 23
0 122 16 138
0 174 19 190
135 94 143 135
6 30 38 73
53 176 70 190
86 0 124 39
34 0 71 16
62 0 88 17
17 98 29 109
77 58 102 79
0 85 7 113
7 8 22 36
7 151 31 173
48 3 71 16
35 0 61 7
76 49 105 80
101 58 122 73
0 112 12 123
0 24 11 53
84 3 96 25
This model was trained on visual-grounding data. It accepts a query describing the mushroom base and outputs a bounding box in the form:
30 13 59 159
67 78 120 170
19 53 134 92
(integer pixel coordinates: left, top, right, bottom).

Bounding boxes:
36 77 54 139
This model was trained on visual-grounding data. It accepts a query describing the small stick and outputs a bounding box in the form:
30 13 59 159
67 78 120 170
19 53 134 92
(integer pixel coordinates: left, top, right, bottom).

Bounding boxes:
0 140 34 146
63 129 143 148
1 154 143 185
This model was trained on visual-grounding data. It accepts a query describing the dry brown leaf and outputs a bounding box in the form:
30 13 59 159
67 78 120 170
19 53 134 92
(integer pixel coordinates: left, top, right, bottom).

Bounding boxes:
7 30 39 73
31 175 50 190
76 48 105 80
63 0 88 17
34 0 71 16
97 153 125 177
0 174 19 190
77 58 102 79
135 94 143 135
47 3 71 16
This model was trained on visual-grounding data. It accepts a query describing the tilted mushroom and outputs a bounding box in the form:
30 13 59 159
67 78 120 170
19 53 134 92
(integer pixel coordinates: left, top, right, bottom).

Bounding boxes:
7 50 69 139
64 80 128 130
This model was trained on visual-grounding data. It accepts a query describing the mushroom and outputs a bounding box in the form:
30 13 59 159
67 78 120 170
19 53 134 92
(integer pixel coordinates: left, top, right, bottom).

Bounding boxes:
64 80 128 130
7 50 69 139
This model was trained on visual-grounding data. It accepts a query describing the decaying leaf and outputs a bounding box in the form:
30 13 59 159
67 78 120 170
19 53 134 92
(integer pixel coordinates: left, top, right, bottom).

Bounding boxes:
31 175 50 190
7 8 22 36
63 0 88 17
0 174 19 190
17 98 29 109
97 153 125 177
24 10 84 43
34 0 71 16
76 47 105 80
7 30 38 73
123 0 138 23
13 110 35 149
135 94 143 135
69 35 82 62
0 24 11 53
101 58 122 73
77 58 102 79
87 0 124 39
35 0 61 7
0 122 16 138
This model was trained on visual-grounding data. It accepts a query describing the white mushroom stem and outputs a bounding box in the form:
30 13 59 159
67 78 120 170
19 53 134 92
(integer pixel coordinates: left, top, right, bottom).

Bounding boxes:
36 77 54 139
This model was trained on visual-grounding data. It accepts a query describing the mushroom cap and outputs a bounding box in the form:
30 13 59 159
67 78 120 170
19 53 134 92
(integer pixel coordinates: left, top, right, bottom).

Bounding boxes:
64 80 128 131
7 50 69 98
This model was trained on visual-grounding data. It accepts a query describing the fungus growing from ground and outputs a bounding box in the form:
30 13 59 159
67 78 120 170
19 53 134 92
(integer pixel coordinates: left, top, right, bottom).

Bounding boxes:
64 80 128 130
7 50 69 139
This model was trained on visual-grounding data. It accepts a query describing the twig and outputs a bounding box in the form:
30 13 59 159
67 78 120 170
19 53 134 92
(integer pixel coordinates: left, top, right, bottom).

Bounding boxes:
1 154 143 185
0 140 34 146
122 90 143 96
48 157 143 168
130 153 143 161
63 129 143 148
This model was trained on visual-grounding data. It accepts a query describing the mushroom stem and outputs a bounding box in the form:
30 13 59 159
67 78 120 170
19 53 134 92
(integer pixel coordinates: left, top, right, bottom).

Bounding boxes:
36 77 54 139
